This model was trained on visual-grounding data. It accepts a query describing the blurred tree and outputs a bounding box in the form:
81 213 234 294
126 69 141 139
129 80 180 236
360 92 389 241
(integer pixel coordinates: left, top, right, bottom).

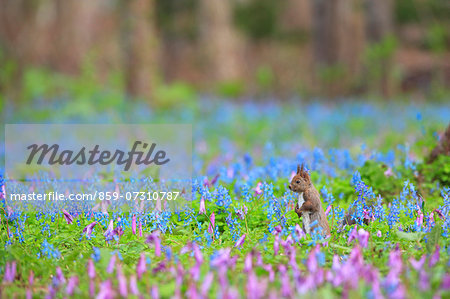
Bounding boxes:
312 0 365 96
365 0 395 97
120 0 160 99
54 0 98 73
200 0 242 82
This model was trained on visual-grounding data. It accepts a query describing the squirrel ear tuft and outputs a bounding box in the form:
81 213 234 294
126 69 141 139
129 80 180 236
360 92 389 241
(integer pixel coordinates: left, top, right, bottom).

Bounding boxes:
297 164 301 174
302 168 310 181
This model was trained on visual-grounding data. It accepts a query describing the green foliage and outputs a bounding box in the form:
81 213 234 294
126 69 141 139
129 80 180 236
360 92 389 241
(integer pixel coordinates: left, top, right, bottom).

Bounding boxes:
395 0 420 24
216 80 246 98
359 160 406 198
425 24 448 54
154 81 198 109
317 63 347 86
419 155 450 187
255 65 275 91
234 0 282 40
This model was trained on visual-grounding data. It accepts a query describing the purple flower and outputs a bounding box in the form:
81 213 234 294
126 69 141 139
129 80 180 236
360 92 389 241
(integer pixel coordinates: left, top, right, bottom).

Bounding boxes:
136 253 146 279
409 255 426 271
295 224 306 239
113 226 124 240
347 225 358 244
3 261 16 283
210 174 220 185
208 212 215 235
273 236 280 255
55 266 66 284
66 276 79 296
254 182 263 195
325 205 332 216
62 209 73 224
151 285 160 299
244 253 253 272
384 167 393 177
132 215 137 235
107 254 116 273
441 273 450 290
117 264 128 297
428 245 440 267
246 270 267 299
279 265 292 297
357 228 369 248
199 197 206 215
97 279 113 299
83 221 97 238
146 231 162 257
87 259 96 278
139 221 143 237
234 234 246 249
193 243 203 264
129 275 139 295
376 230 382 237
104 220 114 241
28 271 34 286
418 269 430 291
190 263 201 281
186 283 199 299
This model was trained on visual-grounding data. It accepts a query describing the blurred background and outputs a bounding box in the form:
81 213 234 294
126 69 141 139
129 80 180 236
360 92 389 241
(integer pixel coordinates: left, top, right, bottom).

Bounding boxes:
0 0 449 108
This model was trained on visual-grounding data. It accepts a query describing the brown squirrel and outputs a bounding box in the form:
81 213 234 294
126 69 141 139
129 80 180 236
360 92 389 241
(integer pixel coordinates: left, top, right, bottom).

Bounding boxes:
289 164 330 236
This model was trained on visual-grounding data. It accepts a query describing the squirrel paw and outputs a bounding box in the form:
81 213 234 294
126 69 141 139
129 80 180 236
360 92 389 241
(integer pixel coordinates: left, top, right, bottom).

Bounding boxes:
295 203 302 218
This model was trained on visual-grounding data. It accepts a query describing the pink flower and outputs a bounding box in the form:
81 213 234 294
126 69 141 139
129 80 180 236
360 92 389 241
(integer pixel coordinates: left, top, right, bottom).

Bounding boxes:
87 259 96 278
199 197 206 215
151 285 160 299
104 220 114 241
3 261 16 283
295 224 306 239
357 228 369 248
146 231 161 257
376 230 382 237
208 212 215 235
136 253 146 279
325 205 332 216
428 245 440 267
244 253 253 273
441 273 450 290
117 264 128 297
234 234 246 249
254 182 263 195
62 209 73 224
139 221 143 237
97 279 113 299
83 221 97 238
384 167 393 177
129 275 139 295
348 226 369 247
107 254 116 273
410 255 426 271
416 209 423 228
132 215 137 235
66 276 79 296
201 273 214 297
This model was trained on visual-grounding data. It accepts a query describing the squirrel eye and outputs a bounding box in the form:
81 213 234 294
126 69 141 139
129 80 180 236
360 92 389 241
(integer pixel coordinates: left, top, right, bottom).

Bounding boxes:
296 180 300 184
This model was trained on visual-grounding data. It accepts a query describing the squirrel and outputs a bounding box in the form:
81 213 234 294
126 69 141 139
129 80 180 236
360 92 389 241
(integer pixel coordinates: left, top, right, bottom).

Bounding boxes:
289 164 330 236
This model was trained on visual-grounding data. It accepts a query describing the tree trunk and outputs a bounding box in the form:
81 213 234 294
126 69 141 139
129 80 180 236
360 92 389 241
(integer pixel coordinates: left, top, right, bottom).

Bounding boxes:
121 0 159 99
199 0 242 82
312 0 365 95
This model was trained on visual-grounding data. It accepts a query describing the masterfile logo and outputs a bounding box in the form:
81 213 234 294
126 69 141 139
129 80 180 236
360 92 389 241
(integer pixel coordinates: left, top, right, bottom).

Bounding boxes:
5 124 191 179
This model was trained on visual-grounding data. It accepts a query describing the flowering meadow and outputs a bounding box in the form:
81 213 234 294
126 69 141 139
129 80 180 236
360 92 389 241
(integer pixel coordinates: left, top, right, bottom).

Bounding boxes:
1 100 450 298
